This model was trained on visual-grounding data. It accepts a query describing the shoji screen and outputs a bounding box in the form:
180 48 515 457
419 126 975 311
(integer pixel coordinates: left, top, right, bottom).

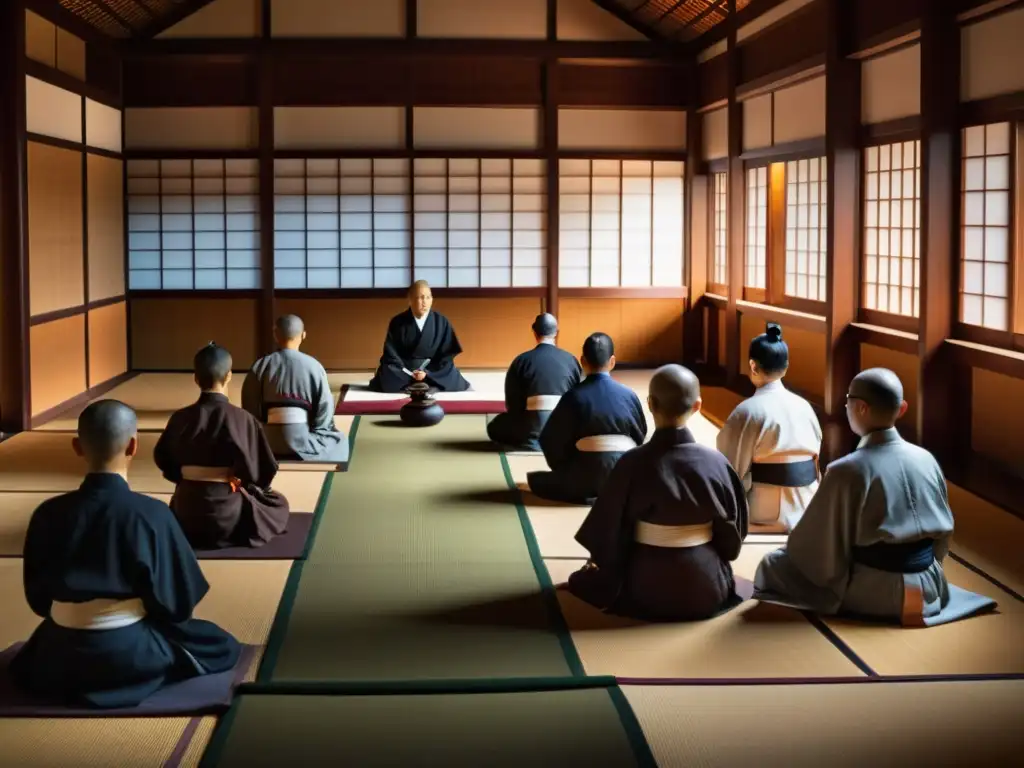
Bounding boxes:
273 158 412 289
127 158 260 290
784 156 827 302
558 159 684 287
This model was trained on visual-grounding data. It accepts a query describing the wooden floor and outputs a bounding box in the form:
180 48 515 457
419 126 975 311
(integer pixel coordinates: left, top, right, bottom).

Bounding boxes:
0 369 1021 765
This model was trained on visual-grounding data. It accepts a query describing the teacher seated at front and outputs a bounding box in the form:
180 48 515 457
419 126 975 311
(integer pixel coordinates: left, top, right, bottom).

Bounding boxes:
368 280 471 393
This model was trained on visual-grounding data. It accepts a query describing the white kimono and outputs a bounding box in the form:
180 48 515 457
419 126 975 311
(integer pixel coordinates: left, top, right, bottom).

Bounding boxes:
716 380 822 530
753 428 997 626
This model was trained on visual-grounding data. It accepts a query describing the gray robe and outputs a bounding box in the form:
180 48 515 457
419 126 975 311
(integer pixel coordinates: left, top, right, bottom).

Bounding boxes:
753 428 997 626
241 349 348 464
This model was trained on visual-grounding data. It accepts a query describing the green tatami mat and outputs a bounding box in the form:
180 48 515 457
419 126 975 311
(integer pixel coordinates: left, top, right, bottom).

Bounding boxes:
201 687 654 768
264 415 580 681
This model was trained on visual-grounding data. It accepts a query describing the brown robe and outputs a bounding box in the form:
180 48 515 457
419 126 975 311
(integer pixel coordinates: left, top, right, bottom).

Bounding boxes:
569 426 749 621
154 392 289 549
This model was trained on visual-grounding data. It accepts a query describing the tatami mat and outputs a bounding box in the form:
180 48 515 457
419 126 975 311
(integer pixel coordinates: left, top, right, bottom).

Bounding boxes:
542 545 863 680
204 688 646 767
623 679 1022 767
340 370 507 402
823 559 1024 676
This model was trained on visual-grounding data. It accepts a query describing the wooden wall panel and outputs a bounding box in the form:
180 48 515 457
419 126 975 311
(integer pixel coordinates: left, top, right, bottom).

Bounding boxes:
158 0 261 38
558 109 686 151
702 107 728 160
697 54 729 108
271 0 405 38
88 301 127 387
738 0 826 86
123 57 258 108
559 298 684 365
860 343 919 440
55 27 86 81
861 44 921 124
971 367 1024 476
130 298 259 370
739 311 825 401
852 0 922 52
717 306 727 365
25 10 56 68
742 94 773 150
124 107 258 150
274 297 543 369
87 154 124 302
556 64 687 108
417 0 547 40
412 57 543 106
960 6 1024 102
30 315 86 417
27 141 84 316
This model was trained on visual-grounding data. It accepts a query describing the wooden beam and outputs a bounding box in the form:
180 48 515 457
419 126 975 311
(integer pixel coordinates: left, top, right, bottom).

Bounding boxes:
0 0 29 433
724 0 743 386
257 0 275 356
588 0 669 42
822 0 861 456
683 63 706 364
918 0 960 464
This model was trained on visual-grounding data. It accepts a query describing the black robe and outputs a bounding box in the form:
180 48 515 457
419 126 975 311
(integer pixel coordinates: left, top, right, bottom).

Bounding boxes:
9 473 240 709
487 343 583 451
527 373 647 504
154 392 290 550
368 309 470 393
569 427 749 622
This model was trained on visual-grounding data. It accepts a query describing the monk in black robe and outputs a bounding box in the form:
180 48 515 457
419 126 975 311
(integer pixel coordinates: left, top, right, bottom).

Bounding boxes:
10 400 240 709
368 280 470 392
487 313 582 451
155 343 290 550
567 365 749 622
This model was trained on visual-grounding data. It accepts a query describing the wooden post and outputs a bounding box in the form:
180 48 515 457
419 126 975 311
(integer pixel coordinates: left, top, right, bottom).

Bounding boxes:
918 0 960 464
725 0 744 387
258 0 275 356
544 0 559 317
683 85 707 365
822 0 861 461
0 0 29 434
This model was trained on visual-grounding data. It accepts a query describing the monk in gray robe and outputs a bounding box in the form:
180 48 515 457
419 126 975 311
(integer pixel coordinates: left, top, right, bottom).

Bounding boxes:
753 368 997 626
242 315 348 464
568 365 748 621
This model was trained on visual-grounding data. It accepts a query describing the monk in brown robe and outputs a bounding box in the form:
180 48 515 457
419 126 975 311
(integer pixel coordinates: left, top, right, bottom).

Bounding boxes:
154 343 290 550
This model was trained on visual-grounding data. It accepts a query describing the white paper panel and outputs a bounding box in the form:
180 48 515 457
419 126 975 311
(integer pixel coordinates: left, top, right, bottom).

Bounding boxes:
86 99 122 153
743 94 772 151
125 108 258 150
274 107 405 150
559 109 686 151
861 45 921 124
702 108 728 161
556 0 646 41
417 0 546 39
961 6 1024 101
773 77 825 144
271 0 404 36
26 76 81 144
413 108 540 150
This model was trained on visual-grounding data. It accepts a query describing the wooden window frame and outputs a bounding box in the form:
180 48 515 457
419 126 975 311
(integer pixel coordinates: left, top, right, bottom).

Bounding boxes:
707 167 728 296
954 120 1020 351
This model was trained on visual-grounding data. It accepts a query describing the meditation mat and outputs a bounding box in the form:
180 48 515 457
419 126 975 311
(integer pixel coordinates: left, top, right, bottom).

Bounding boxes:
0 643 258 717
263 415 581 682
199 687 654 768
822 558 1024 676
947 482 1024 598
544 546 865 681
194 513 313 560
0 431 171 493
335 385 505 415
623 679 1022 767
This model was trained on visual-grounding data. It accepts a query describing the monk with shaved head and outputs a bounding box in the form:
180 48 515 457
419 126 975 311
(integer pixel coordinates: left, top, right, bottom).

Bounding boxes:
368 280 470 392
753 368 997 626
242 315 348 465
11 400 241 708
567 365 750 622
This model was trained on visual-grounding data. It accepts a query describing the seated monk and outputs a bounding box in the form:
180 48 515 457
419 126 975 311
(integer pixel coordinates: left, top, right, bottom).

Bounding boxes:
487 313 582 451
526 333 647 505
753 368 997 626
241 315 348 463
156 343 290 550
10 400 241 709
368 280 470 393
568 365 749 621
716 323 822 531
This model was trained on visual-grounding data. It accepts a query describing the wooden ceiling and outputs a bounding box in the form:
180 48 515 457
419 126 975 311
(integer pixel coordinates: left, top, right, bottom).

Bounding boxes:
44 0 750 41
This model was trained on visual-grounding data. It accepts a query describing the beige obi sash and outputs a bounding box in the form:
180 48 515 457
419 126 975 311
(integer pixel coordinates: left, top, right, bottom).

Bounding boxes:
635 521 713 548
266 406 308 425
526 395 561 411
50 598 146 630
575 434 637 452
181 466 233 483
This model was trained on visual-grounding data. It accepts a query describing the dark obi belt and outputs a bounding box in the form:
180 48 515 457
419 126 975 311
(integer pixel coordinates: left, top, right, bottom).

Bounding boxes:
749 459 818 488
852 539 935 573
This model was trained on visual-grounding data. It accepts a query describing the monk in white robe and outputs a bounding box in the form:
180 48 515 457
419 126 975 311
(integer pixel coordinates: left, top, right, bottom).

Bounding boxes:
717 323 821 531
754 368 997 626
242 315 348 464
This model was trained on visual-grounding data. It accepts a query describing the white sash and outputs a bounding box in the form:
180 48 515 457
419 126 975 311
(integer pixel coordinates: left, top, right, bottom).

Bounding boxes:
575 434 637 452
181 465 232 483
267 406 308 425
635 521 713 548
50 598 146 631
526 395 561 411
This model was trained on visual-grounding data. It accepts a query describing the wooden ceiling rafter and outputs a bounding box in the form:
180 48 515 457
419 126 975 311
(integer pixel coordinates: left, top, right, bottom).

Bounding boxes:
601 0 743 42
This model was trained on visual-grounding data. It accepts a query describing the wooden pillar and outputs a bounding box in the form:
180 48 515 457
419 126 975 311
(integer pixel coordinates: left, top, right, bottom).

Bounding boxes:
683 86 707 365
257 0 275 356
822 0 861 460
0 0 29 434
918 0 960 463
544 0 559 317
725 0 744 386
